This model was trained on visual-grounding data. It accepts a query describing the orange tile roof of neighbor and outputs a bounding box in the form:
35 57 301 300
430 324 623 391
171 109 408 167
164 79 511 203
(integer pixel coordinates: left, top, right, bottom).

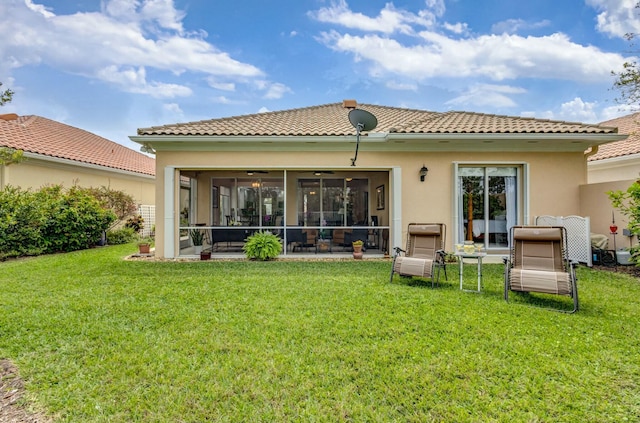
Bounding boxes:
137 102 619 137
0 114 155 176
590 112 640 161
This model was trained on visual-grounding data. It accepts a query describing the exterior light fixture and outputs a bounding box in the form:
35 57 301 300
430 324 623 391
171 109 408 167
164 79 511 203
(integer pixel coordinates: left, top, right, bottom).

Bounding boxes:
420 165 429 182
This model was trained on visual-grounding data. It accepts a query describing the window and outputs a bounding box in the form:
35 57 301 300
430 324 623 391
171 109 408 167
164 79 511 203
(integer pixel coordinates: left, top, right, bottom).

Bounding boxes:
457 166 519 249
297 178 368 227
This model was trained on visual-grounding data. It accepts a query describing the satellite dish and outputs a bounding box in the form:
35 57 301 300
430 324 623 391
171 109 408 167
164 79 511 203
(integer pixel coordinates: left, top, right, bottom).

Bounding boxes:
348 109 378 166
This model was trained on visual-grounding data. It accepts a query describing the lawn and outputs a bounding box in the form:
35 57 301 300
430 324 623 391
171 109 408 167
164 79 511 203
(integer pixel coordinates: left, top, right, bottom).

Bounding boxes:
0 244 639 422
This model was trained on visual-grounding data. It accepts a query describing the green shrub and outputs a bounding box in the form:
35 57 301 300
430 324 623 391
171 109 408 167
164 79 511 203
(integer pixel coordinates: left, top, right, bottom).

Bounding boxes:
36 185 116 253
609 181 640 265
243 231 282 261
106 227 137 245
0 186 45 259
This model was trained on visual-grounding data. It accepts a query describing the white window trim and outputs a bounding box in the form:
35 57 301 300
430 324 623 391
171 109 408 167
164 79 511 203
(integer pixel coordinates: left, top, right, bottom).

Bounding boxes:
452 162 529 246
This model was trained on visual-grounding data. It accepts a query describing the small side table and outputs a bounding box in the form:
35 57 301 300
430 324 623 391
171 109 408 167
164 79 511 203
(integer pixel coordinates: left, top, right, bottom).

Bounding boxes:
454 252 487 293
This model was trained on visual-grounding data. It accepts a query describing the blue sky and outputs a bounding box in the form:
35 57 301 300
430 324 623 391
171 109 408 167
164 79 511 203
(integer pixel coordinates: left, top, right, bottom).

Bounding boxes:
1 0 639 151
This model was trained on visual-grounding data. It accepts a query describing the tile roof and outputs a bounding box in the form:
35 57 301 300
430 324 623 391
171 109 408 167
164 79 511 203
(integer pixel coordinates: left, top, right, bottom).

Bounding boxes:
0 114 155 176
137 102 618 137
589 112 640 161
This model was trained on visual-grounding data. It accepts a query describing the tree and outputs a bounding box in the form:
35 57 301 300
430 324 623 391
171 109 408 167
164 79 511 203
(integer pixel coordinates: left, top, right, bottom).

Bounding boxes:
0 148 25 166
0 82 13 106
612 2 640 107
609 181 640 264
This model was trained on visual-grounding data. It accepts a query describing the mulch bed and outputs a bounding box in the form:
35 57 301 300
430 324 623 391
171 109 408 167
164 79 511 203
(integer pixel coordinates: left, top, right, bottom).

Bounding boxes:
0 359 50 423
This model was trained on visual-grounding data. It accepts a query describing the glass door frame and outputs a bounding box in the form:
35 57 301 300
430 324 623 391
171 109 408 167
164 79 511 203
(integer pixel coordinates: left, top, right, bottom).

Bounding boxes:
452 162 529 251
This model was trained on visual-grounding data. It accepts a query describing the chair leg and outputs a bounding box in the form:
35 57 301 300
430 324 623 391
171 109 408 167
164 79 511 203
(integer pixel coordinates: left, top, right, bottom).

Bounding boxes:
390 256 398 283
504 269 510 302
571 279 579 313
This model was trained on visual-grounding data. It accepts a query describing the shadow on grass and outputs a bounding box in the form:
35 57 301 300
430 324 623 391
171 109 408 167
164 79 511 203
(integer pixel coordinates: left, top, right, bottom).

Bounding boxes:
391 274 459 290
506 291 577 313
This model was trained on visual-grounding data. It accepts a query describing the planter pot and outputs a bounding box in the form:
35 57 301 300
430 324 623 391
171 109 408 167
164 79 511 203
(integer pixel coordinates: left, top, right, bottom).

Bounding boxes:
200 251 211 260
138 243 151 254
194 245 203 255
353 251 364 260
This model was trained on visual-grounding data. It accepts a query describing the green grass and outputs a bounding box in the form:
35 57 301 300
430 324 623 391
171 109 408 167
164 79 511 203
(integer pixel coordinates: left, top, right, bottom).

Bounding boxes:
1 244 639 422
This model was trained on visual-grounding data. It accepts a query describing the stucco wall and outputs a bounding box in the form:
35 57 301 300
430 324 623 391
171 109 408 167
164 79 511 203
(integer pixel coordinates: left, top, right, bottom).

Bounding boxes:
4 158 155 205
587 156 640 184
580 179 637 250
153 150 588 258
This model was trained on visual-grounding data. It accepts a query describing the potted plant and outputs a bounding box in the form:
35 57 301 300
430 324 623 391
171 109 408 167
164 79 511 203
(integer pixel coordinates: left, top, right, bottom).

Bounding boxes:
352 239 364 259
137 236 153 254
243 231 282 261
189 229 204 255
200 248 211 260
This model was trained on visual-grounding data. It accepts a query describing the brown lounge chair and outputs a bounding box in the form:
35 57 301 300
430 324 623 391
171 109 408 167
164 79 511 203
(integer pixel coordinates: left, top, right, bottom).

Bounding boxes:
503 226 579 313
390 223 447 287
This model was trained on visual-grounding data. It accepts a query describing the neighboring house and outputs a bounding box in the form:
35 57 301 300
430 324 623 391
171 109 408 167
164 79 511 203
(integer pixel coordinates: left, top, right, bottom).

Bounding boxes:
581 112 640 248
130 100 625 259
0 113 156 230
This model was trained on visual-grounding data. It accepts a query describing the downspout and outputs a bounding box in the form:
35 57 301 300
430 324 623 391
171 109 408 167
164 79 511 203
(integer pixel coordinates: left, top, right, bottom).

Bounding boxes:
584 145 599 159
584 145 599 183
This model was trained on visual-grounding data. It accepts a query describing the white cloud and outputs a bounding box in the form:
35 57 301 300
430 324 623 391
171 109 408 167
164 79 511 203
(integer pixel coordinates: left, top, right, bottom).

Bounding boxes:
443 22 469 35
207 78 236 91
96 65 192 98
317 30 629 83
163 102 183 115
446 84 526 108
0 0 272 99
522 98 636 123
258 107 270 113
263 83 293 99
557 97 599 122
598 103 638 121
491 19 551 34
24 0 53 18
309 0 442 35
587 0 640 38
385 80 418 91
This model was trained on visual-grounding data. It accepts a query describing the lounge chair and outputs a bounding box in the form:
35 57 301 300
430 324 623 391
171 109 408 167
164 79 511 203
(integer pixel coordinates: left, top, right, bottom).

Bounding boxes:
503 226 579 313
390 223 447 287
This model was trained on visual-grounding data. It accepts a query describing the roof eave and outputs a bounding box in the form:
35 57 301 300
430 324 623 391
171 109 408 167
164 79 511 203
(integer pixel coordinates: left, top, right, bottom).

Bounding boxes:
129 132 626 153
22 151 155 179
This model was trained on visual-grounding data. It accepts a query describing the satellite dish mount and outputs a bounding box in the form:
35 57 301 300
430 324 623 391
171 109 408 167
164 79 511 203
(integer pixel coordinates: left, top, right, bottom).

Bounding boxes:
348 109 377 166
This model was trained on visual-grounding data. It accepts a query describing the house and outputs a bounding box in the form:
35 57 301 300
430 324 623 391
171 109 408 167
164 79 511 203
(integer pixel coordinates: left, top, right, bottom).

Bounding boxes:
130 100 625 259
580 112 640 249
0 113 156 231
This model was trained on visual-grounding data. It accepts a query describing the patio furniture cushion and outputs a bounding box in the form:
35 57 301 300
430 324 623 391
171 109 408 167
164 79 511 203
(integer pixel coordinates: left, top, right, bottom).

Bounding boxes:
509 269 572 295
393 256 433 277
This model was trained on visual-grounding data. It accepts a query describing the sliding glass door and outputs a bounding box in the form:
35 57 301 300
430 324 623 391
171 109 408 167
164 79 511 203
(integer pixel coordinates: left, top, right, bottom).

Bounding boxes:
458 166 518 249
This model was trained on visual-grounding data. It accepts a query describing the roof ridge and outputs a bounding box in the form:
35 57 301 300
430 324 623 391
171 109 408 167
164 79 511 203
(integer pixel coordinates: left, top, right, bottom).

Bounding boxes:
136 101 619 137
